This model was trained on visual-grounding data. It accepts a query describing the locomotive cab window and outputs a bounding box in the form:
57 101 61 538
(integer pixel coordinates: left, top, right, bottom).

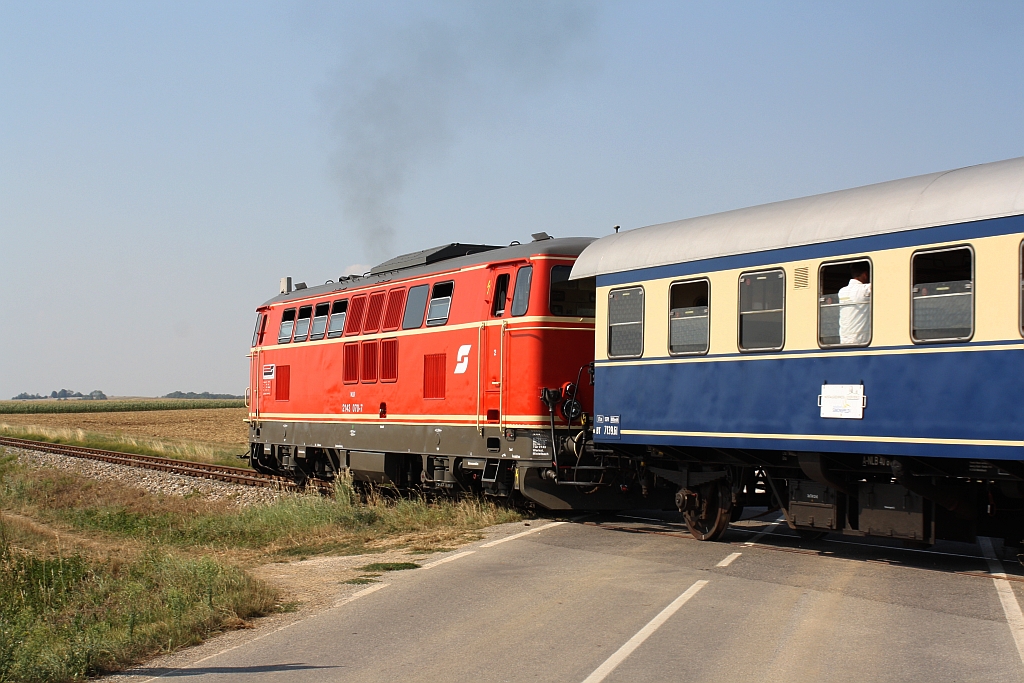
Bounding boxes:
511 265 532 316
818 259 872 347
251 313 266 347
550 265 596 317
912 246 973 342
310 303 330 341
492 273 510 316
277 309 296 344
327 300 348 338
608 286 644 358
403 285 429 329
293 306 313 342
426 281 454 326
669 280 709 355
738 269 785 351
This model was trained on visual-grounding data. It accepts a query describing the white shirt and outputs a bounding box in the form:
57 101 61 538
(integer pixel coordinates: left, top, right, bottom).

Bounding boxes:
838 279 871 345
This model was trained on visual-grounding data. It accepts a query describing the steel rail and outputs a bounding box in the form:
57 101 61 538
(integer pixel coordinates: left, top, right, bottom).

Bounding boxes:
0 435 329 491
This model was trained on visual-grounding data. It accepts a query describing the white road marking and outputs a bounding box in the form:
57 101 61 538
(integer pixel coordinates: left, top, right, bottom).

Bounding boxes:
716 552 742 567
979 536 1024 666
420 550 475 569
334 582 388 606
480 521 567 548
743 522 780 546
580 580 709 683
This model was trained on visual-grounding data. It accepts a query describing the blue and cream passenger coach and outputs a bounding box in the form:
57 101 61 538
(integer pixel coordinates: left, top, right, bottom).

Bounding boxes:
572 157 1024 547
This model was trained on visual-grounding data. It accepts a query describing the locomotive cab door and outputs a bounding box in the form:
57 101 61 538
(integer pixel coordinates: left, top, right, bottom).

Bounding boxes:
482 265 515 428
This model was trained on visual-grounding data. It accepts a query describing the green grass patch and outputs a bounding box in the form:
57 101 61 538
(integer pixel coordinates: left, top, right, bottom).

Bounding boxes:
0 515 277 682
0 423 246 468
0 399 244 415
357 562 420 572
341 577 378 585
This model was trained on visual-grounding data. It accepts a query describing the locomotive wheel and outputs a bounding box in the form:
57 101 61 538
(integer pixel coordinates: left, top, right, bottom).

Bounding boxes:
683 481 733 542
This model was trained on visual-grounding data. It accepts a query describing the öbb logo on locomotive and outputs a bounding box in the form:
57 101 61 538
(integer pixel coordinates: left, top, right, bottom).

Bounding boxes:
247 156 1024 558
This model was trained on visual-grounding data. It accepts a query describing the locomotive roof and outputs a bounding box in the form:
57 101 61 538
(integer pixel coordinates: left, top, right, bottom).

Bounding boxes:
571 155 1024 280
262 236 596 307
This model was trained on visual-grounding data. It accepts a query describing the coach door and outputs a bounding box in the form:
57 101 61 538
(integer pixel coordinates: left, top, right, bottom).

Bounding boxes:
481 265 515 429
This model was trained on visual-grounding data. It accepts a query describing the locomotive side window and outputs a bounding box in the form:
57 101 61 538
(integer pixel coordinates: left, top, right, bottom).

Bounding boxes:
426 281 454 326
345 295 367 335
911 246 973 342
382 288 406 331
310 303 330 341
492 274 510 316
277 309 296 344
738 269 785 351
669 279 709 355
608 287 644 358
293 306 313 343
550 266 596 317
327 300 348 338
511 266 533 317
818 259 872 347
251 313 266 347
403 285 430 329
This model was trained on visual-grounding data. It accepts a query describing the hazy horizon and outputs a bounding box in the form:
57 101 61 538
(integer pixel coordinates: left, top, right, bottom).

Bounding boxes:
2 1 1023 397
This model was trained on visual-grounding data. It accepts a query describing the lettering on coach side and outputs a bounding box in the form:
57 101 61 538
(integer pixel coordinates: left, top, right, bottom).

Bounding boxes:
595 414 621 439
454 344 472 374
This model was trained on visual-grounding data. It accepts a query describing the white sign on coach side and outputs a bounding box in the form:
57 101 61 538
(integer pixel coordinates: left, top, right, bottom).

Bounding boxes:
819 384 865 419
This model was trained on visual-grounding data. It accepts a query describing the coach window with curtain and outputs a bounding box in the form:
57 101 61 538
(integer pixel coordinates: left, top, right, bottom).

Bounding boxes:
669 280 709 355
912 247 973 342
608 287 644 358
738 269 785 351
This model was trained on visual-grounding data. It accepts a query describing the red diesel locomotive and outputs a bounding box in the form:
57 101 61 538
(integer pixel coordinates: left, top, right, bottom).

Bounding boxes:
246 236 664 510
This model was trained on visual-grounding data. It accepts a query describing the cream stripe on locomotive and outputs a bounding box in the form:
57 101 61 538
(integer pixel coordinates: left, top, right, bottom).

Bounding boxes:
594 230 1024 362
252 315 592 354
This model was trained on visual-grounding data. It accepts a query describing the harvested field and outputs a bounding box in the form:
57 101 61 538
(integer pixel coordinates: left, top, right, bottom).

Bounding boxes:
0 407 248 446
0 398 244 414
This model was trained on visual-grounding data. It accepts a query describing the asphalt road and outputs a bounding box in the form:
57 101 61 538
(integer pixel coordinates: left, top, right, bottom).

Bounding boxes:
119 512 1024 683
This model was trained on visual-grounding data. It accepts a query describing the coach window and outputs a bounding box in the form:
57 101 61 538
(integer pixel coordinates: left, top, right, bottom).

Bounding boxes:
277 309 296 344
327 300 348 338
426 281 454 326
403 284 429 329
669 280 709 355
912 246 973 342
818 259 872 347
310 303 330 341
293 306 313 342
492 273 510 316
550 265 596 317
738 269 785 351
511 266 533 317
608 286 644 358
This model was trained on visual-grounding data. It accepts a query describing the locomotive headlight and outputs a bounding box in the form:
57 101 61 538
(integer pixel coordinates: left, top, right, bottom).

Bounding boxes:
561 399 583 421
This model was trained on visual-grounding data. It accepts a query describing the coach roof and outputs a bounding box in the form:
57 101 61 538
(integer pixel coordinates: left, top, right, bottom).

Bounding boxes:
262 236 596 307
571 156 1024 280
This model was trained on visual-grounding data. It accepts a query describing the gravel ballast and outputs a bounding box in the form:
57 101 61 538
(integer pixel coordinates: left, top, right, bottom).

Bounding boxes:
5 446 285 506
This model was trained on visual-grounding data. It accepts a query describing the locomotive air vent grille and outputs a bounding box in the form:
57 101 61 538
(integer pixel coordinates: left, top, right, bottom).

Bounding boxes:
793 267 809 289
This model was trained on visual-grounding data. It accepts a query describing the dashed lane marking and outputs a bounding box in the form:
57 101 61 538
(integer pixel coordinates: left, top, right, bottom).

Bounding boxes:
580 580 709 683
979 536 1024 666
480 521 567 548
420 550 475 570
716 552 742 567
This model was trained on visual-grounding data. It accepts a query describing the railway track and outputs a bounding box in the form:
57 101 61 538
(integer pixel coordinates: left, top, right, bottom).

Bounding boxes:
0 435 326 491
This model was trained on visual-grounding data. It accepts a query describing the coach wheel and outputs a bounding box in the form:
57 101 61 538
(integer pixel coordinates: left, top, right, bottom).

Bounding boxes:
684 480 733 542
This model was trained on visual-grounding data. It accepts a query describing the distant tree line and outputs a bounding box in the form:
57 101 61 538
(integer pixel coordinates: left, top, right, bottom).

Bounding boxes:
162 391 243 399
11 390 107 400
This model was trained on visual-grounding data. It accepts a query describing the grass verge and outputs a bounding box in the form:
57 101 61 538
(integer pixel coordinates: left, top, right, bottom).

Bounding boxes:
0 450 520 680
0 423 246 467
0 400 244 415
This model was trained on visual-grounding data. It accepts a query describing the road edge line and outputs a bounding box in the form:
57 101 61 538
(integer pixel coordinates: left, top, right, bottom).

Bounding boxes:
480 521 567 548
420 550 475 569
979 536 1024 666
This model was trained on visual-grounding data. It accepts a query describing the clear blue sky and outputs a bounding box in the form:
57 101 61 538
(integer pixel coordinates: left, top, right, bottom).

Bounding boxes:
1 1 1022 397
